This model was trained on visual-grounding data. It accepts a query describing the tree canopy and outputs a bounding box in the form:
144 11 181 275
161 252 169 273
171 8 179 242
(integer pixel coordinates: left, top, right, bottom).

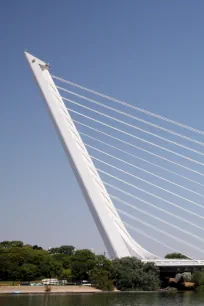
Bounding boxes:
112 257 160 291
48 245 75 256
165 253 189 259
0 241 113 290
0 240 24 248
0 241 160 291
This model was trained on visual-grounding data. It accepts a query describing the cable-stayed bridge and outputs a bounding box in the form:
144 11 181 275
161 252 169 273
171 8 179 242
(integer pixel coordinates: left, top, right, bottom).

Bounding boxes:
25 52 204 268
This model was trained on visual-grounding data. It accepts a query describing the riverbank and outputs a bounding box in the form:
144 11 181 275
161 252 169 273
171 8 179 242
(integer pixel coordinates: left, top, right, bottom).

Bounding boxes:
0 285 102 294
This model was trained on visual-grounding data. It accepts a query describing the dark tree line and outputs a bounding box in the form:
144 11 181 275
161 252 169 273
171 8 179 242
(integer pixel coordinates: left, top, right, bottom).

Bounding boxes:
165 253 190 259
0 240 160 291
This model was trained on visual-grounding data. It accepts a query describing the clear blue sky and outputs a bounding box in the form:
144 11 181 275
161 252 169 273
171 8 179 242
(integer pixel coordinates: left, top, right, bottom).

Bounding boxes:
1 0 204 257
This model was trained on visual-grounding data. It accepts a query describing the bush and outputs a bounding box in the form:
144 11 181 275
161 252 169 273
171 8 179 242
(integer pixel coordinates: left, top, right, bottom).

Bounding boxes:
44 285 51 292
165 253 189 259
182 272 192 282
112 257 160 291
94 276 114 291
175 273 182 282
192 272 204 286
167 287 178 293
175 272 192 283
90 269 114 291
196 285 204 291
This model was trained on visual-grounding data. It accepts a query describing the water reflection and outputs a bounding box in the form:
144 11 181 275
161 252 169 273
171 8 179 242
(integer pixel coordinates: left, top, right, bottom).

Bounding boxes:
1 292 204 306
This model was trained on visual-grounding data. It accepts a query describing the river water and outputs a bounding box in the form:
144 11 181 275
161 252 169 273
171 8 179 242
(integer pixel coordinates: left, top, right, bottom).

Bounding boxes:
1 292 204 306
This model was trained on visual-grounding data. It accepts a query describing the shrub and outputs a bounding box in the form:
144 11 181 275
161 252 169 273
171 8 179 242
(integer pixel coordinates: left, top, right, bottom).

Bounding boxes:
90 269 114 291
192 272 204 286
44 285 51 292
182 272 192 282
112 257 160 291
196 285 204 291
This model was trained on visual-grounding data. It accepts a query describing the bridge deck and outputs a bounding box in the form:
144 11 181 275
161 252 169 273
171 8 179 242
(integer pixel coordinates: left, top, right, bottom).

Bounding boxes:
143 259 204 267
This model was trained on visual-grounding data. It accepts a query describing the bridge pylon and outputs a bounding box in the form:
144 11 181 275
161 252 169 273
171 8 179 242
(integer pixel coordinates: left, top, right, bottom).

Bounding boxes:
25 52 158 260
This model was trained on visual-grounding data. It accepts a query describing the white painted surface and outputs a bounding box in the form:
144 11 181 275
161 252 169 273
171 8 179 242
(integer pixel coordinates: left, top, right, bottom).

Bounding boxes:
143 259 204 267
25 52 157 260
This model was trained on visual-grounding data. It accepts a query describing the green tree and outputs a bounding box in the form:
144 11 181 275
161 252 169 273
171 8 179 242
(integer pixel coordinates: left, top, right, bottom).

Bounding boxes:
90 269 113 291
38 257 63 278
7 247 26 266
89 255 113 291
0 241 11 249
10 241 24 248
182 272 192 282
8 264 21 282
165 253 189 259
48 245 75 256
0 254 10 280
0 241 64 281
32 245 43 250
0 240 23 249
62 256 71 269
192 272 204 286
95 255 112 273
20 263 38 281
48 247 60 255
58 245 75 256
70 249 96 281
112 257 160 291
61 268 72 280
50 259 63 278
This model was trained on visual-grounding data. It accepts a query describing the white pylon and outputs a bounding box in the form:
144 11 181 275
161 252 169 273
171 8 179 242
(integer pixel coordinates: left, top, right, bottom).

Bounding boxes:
25 52 158 260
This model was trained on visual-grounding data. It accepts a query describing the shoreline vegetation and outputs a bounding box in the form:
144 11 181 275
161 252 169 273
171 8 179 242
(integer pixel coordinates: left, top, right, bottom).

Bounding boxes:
0 241 203 293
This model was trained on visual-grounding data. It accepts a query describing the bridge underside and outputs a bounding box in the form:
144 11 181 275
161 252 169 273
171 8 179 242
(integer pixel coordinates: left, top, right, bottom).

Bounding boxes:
143 259 204 270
